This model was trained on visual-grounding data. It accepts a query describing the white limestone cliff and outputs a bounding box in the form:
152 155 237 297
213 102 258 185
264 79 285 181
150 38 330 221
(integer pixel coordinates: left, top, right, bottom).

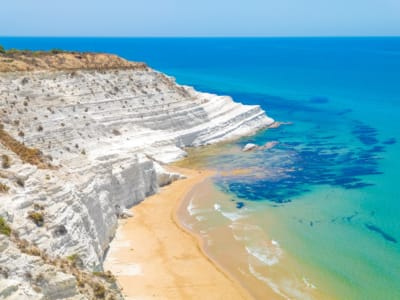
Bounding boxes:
0 64 274 299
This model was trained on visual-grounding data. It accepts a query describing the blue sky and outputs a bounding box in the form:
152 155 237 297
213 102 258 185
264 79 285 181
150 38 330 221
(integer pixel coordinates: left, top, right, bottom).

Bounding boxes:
1 0 400 37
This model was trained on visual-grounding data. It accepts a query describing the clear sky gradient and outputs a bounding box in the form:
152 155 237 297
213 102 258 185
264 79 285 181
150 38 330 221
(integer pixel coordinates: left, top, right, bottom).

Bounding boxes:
1 0 400 37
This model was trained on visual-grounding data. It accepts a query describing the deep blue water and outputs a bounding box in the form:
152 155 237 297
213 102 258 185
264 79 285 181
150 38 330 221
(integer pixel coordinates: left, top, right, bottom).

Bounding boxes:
2 37 400 299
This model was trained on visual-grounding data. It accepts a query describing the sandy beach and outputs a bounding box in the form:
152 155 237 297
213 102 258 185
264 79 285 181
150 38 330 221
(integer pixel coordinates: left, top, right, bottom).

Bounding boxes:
104 166 253 300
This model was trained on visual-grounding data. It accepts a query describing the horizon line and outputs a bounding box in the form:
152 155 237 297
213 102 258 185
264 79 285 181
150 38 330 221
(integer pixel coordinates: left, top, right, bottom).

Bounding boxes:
1 35 400 39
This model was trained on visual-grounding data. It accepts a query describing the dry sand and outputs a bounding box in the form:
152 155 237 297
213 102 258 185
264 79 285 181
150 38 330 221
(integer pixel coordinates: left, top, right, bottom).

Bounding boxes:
104 166 253 300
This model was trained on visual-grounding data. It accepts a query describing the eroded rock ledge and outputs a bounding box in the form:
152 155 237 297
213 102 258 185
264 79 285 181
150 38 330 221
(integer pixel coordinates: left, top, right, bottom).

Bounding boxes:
0 52 274 299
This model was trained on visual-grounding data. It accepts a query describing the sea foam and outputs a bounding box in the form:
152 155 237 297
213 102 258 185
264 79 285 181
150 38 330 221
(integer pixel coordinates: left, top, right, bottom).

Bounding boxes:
245 240 282 266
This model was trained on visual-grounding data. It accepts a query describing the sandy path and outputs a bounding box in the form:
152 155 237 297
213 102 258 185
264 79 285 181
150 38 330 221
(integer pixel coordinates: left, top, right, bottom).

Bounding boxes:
104 166 252 300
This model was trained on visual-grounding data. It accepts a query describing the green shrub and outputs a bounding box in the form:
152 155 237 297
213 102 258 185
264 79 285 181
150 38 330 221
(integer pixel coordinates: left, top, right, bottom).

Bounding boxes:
0 45 5 54
50 49 64 54
0 217 11 236
5 48 20 55
67 253 79 262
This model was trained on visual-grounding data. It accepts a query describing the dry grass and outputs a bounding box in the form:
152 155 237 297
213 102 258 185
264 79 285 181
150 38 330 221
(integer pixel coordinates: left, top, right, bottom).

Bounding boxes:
0 50 147 72
0 182 9 193
0 123 53 169
1 154 10 168
8 230 121 299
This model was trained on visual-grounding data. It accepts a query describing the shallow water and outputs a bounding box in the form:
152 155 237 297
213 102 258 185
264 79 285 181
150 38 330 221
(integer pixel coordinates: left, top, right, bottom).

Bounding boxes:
3 37 400 299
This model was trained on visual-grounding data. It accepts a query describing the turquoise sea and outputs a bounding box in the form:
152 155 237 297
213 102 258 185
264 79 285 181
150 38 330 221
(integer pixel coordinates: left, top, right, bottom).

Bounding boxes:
2 37 399 299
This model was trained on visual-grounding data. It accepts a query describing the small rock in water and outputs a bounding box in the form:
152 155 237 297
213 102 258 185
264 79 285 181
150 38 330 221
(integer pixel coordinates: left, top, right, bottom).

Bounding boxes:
236 202 245 209
242 143 258 152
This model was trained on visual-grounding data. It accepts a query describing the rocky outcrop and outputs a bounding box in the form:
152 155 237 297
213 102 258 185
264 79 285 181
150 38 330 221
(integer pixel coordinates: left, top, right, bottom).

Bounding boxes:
0 54 274 299
242 141 279 152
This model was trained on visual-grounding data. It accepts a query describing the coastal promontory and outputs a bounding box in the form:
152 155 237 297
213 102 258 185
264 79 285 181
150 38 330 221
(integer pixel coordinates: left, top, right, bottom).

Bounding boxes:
0 49 274 299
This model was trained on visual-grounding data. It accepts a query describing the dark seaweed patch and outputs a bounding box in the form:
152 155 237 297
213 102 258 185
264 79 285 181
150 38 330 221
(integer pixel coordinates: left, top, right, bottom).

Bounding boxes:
207 92 387 204
216 129 385 202
336 109 353 116
383 138 396 145
344 212 358 222
352 122 379 145
343 182 374 189
310 97 329 104
365 223 397 243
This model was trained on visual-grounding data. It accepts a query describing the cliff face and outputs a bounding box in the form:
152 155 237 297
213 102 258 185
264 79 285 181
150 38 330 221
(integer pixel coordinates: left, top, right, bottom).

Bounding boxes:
0 55 274 299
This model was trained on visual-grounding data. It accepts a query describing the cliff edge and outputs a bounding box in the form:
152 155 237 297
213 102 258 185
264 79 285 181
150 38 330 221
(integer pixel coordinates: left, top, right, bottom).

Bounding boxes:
0 49 147 72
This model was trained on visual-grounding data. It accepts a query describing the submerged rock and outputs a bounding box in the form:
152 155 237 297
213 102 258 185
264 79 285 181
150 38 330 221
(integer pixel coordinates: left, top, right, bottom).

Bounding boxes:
261 141 279 150
242 141 278 152
242 143 258 152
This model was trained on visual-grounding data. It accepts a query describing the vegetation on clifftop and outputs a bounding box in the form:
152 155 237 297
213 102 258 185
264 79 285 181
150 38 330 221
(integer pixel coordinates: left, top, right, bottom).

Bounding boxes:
0 44 147 72
0 44 72 56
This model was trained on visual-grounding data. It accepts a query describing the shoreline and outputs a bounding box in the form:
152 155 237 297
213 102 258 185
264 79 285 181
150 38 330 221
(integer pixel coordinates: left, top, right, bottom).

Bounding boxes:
104 166 254 300
176 173 286 300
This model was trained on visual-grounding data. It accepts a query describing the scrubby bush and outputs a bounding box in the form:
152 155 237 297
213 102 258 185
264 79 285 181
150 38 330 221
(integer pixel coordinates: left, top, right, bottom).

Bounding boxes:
0 217 11 236
16 178 25 187
0 45 5 54
0 183 10 193
27 211 44 226
92 271 116 283
5 48 20 55
33 203 45 211
50 48 63 54
67 253 78 260
112 129 121 136
92 282 106 298
1 154 10 168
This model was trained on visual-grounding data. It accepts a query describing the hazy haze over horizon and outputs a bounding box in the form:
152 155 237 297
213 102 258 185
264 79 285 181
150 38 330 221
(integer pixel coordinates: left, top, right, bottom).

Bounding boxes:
1 0 400 37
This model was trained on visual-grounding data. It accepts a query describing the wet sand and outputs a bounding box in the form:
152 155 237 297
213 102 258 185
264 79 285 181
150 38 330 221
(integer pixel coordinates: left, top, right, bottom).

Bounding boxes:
104 166 253 300
177 177 288 300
